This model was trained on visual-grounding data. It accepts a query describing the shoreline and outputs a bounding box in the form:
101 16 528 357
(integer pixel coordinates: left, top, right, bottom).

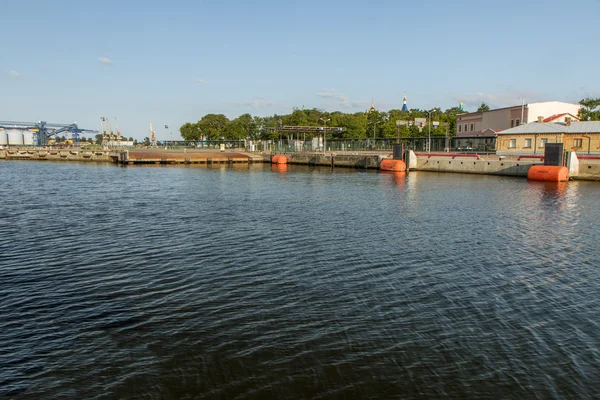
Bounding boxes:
2 147 599 181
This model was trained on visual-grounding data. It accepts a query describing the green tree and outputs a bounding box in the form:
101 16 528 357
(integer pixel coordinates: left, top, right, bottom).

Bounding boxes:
477 102 490 112
180 122 201 141
227 113 255 140
578 98 600 121
444 106 465 136
197 114 230 139
94 134 103 144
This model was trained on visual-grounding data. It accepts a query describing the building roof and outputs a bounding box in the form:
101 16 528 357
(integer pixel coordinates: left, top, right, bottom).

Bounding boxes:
542 113 578 122
456 101 580 117
497 121 600 135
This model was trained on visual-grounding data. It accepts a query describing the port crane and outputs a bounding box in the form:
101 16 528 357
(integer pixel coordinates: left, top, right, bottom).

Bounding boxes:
115 117 122 142
0 120 97 145
105 117 114 141
149 122 157 147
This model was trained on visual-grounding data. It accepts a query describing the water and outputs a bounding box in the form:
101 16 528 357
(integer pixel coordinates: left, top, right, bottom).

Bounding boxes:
2 161 600 399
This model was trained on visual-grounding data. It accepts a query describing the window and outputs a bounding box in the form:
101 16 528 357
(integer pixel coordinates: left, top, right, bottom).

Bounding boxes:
516 119 520 126
573 138 583 148
464 124 468 132
509 139 516 148
458 124 462 133
511 120 514 128
470 123 474 132
539 138 548 148
524 138 532 148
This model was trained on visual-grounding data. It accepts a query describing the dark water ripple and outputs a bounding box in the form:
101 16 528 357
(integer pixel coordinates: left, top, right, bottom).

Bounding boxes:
2 161 600 398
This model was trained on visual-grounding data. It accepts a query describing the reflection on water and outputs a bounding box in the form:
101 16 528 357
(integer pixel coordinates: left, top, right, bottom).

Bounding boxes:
1 162 600 398
271 163 288 173
380 171 407 186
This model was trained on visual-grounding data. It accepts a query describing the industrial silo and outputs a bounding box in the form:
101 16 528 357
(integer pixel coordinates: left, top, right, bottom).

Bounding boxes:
8 129 24 146
0 130 8 146
23 131 35 146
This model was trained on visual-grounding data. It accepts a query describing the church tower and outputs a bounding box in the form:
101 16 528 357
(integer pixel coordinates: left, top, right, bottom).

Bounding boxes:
368 98 377 113
401 93 409 112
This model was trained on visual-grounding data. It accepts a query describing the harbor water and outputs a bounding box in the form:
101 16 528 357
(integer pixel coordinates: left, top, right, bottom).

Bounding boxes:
1 161 600 399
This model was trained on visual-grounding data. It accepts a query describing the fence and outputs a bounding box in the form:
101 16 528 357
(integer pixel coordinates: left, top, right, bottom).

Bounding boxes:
256 136 497 153
159 137 498 153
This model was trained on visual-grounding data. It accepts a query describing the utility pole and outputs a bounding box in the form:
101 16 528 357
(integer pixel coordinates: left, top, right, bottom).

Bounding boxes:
319 117 330 153
100 116 108 150
426 110 432 153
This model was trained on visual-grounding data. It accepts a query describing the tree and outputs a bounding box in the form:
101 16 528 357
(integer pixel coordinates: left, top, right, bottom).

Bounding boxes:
578 97 600 121
477 102 490 112
444 106 466 136
94 134 103 144
227 113 255 140
197 114 229 140
180 122 201 141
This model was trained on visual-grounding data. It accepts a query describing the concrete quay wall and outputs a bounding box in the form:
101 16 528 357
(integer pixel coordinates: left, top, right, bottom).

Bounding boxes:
271 153 381 169
408 151 600 181
408 153 535 177
1 148 112 162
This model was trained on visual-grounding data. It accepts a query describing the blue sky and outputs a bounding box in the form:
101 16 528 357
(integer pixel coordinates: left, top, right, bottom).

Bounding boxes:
2 0 599 140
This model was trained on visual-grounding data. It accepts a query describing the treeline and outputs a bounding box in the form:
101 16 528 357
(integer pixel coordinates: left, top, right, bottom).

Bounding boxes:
179 97 600 141
179 106 468 141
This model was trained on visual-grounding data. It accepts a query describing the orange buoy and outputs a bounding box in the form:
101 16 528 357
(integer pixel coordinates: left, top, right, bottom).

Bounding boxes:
527 165 569 182
380 159 406 172
275 155 287 164
272 155 280 164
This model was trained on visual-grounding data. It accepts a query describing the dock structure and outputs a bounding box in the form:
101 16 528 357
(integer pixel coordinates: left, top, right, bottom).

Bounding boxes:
115 149 263 165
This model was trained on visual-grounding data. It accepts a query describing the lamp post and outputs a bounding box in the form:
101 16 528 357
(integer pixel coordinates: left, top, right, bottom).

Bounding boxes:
319 117 330 153
426 110 435 153
368 121 377 150
278 119 282 151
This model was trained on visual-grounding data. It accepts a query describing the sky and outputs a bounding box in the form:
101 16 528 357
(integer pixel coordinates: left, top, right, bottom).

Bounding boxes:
1 0 599 140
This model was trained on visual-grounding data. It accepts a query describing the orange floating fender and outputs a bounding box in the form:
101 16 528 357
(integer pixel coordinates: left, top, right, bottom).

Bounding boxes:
272 155 280 164
527 165 569 182
276 155 287 164
380 159 406 172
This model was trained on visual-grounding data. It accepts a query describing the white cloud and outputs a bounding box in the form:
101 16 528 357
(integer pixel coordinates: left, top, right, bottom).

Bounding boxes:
193 78 207 84
316 88 371 109
456 89 547 109
9 70 20 78
98 57 112 65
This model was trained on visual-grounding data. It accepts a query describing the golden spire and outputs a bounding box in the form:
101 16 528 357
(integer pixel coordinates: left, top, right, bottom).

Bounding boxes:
368 98 376 113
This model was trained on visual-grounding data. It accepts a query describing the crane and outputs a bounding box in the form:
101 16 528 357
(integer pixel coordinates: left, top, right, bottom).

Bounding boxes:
150 122 157 147
115 117 122 142
105 118 114 141
0 120 97 146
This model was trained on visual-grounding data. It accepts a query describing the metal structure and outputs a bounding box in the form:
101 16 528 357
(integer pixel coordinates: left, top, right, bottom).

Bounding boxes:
115 117 122 142
149 122 157 147
0 120 97 146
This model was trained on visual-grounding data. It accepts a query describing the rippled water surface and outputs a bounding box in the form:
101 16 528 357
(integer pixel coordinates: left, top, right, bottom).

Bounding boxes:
2 161 600 399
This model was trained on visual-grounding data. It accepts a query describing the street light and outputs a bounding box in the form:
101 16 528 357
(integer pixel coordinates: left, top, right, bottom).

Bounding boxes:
426 109 436 153
319 117 330 153
368 121 377 150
